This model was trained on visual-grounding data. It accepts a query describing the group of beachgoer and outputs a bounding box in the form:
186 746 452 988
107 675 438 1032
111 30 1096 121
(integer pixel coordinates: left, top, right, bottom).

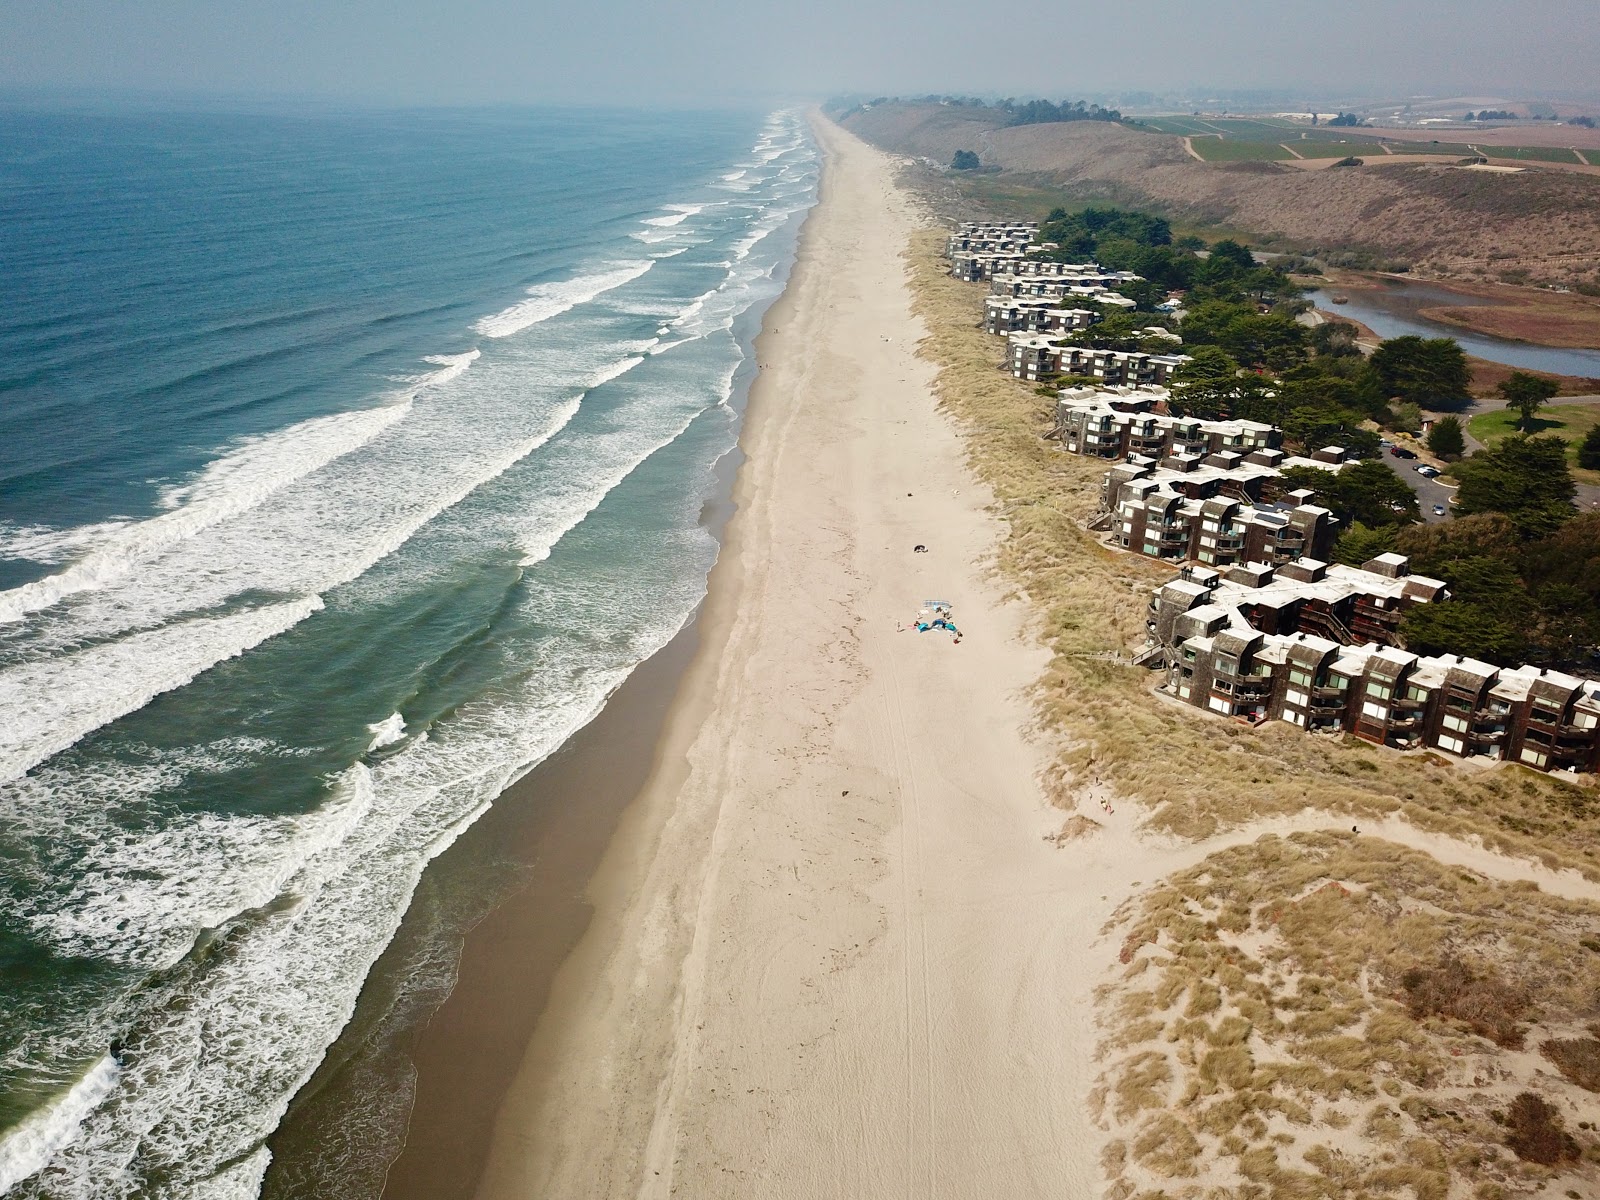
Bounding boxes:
906 602 961 643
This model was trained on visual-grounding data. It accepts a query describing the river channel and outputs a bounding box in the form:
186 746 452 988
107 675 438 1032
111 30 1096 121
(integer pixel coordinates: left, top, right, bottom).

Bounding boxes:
1309 281 1600 380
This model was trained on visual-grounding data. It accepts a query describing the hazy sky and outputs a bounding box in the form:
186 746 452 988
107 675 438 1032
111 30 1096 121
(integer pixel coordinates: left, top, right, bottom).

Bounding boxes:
3 0 1596 107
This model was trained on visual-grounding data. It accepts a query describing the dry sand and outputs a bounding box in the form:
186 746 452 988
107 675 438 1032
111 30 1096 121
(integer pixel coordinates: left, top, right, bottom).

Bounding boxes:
468 114 1600 1200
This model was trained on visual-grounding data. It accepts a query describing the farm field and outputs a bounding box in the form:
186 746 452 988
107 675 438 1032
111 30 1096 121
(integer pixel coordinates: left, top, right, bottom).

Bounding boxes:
1187 138 1293 162
1475 144 1590 164
1137 116 1592 166
1467 402 1600 485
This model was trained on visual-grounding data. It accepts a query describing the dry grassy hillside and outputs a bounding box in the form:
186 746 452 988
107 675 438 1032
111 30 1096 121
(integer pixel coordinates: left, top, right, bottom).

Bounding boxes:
843 103 1600 288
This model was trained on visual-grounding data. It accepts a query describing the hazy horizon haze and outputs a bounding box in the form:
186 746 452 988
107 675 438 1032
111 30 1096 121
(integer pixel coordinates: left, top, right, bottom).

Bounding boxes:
3 0 1598 109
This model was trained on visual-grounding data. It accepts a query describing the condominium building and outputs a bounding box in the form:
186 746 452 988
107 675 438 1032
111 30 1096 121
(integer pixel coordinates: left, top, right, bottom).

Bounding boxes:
1142 558 1600 773
1009 337 1188 386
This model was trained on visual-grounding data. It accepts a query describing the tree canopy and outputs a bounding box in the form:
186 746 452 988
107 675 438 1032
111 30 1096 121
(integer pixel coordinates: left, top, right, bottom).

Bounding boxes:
950 150 980 170
1426 415 1466 459
1279 461 1419 528
1369 336 1472 411
1579 426 1600 471
1452 435 1577 538
1496 371 1560 431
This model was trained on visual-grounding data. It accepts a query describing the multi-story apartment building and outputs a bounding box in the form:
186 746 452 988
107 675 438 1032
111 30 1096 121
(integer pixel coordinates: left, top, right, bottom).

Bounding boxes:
1009 337 1188 386
983 297 1099 336
1114 491 1339 568
989 273 1142 300
944 222 1038 259
1149 556 1447 651
1059 392 1280 460
1143 559 1600 774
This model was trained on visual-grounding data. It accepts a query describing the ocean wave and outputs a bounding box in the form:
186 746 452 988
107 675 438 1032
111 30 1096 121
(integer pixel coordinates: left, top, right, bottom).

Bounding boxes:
0 353 480 625
23 762 376 970
0 107 819 1195
474 261 653 339
0 596 325 785
639 204 706 228
365 713 407 751
0 391 584 780
0 1057 119 1194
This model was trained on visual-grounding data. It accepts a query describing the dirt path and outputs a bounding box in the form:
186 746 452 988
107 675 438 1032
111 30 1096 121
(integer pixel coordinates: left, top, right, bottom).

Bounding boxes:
1181 135 1203 162
1278 142 1304 160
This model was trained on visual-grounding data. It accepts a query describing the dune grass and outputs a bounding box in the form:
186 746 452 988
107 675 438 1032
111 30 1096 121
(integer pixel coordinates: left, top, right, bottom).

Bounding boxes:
1094 832 1600 1197
904 226 1600 874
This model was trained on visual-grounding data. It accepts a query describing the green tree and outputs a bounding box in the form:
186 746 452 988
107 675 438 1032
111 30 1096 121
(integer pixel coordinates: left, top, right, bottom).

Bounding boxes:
1394 512 1521 574
1400 601 1527 663
1207 240 1256 271
1280 461 1420 528
1387 402 1424 434
1452 435 1577 537
1168 346 1241 420
1332 522 1399 567
1497 371 1560 431
1426 415 1466 459
1369 335 1472 411
950 150 980 170
1580 425 1600 471
1309 320 1362 358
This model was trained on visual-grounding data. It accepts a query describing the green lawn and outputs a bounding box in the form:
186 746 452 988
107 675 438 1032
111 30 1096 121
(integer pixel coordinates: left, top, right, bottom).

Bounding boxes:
1468 403 1600 484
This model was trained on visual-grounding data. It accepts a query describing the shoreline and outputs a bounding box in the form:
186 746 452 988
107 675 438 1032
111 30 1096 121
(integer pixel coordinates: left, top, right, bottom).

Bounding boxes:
470 114 1103 1197
263 138 810 1199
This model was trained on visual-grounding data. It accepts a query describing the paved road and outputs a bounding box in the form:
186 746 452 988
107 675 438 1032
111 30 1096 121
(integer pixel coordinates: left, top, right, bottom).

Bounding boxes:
1379 452 1456 524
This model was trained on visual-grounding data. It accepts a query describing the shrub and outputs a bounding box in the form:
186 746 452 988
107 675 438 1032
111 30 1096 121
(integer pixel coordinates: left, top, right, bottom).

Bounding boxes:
1398 957 1530 1048
1540 1035 1600 1092
1505 1092 1579 1164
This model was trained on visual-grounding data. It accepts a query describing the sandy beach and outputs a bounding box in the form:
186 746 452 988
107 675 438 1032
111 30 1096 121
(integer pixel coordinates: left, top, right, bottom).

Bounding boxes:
469 114 1104 1196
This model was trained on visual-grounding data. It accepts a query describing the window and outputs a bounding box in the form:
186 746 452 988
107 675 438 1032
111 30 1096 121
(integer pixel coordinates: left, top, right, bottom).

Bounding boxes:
1442 714 1468 734
1438 735 1464 754
1530 708 1560 725
1522 747 1548 768
1286 689 1309 708
1367 683 1392 701
1362 701 1388 721
1288 669 1312 688
1208 696 1232 715
1406 686 1427 701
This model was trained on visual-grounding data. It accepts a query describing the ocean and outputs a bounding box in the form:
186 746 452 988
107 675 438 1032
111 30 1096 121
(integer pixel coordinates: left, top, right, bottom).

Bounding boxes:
0 100 817 1197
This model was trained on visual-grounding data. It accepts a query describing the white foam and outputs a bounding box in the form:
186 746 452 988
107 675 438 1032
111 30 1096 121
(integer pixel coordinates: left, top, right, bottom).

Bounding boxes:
0 522 132 567
474 262 653 339
365 713 406 751
0 596 325 785
0 401 418 625
0 1056 119 1193
640 204 706 228
0 389 583 783
586 355 646 390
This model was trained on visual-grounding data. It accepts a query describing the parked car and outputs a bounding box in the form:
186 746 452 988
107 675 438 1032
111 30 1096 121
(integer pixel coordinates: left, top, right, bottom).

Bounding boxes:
1415 465 1441 478
1432 504 1447 516
1390 447 1418 460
